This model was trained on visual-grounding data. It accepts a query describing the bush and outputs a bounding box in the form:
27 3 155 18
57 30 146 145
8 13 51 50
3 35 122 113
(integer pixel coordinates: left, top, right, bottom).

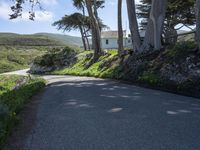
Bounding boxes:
7 55 26 65
164 41 197 62
33 46 77 67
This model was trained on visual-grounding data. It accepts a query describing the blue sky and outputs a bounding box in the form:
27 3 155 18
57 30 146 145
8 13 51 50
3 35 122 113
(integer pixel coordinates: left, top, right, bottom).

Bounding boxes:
0 0 141 36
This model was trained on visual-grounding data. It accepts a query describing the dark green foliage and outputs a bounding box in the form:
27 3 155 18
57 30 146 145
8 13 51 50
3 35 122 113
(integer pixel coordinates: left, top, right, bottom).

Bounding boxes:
33 46 78 67
0 75 45 146
137 0 196 30
178 78 200 97
163 41 197 62
53 13 91 32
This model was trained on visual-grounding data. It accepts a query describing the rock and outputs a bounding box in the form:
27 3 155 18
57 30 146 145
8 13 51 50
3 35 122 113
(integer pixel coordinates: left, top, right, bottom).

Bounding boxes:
12 77 29 90
159 54 200 84
29 64 55 74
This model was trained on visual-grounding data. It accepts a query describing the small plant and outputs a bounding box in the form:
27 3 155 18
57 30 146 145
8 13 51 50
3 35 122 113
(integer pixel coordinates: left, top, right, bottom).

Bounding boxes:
138 72 162 86
164 41 197 62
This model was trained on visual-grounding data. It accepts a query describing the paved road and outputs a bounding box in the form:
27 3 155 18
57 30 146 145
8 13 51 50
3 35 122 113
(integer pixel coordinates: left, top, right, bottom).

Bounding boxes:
3 70 200 150
1 69 30 76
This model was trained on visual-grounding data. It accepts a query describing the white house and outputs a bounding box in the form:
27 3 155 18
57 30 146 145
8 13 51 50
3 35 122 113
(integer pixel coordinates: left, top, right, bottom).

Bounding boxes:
101 30 145 49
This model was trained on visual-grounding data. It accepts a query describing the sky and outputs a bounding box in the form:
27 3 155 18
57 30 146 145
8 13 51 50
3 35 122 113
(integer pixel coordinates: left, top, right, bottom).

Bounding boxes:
0 0 141 36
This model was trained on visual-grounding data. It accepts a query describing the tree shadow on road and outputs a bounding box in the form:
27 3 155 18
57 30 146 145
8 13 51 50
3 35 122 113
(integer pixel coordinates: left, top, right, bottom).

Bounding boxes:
4 77 200 150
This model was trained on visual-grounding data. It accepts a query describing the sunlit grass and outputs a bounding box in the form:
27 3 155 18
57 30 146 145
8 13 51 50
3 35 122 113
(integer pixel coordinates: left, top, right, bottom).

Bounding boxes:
52 49 121 78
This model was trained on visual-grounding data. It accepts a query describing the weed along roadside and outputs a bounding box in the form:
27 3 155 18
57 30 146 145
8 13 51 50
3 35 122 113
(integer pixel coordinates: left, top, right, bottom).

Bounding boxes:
0 75 46 147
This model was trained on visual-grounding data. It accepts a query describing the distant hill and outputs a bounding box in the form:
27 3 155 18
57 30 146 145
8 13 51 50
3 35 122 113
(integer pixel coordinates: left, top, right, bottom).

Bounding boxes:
0 32 83 47
35 33 83 47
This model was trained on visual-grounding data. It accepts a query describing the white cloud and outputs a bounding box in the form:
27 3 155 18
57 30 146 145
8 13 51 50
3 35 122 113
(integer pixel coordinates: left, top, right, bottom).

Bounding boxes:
0 2 11 20
0 2 54 22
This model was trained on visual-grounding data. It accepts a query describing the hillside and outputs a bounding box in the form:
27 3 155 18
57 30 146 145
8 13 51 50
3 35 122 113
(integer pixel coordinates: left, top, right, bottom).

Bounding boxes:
0 32 83 47
0 33 64 46
35 33 84 47
0 46 46 73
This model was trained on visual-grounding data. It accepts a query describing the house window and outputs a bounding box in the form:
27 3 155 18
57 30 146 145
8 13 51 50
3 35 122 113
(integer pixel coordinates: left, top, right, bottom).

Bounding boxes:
106 39 109 45
128 40 131 43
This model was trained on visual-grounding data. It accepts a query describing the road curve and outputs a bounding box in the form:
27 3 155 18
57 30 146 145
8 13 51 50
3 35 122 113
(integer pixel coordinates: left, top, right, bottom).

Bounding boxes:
1 69 30 76
3 70 200 150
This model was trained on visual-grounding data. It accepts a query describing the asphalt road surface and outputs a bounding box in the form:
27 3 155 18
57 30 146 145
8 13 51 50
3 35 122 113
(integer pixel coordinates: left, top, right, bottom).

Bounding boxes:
3 70 200 150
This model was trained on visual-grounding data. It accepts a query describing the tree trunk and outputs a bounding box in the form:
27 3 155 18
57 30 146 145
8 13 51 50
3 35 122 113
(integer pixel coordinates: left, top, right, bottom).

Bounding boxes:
79 26 87 50
85 0 102 62
142 0 168 51
141 19 154 51
85 32 91 50
82 7 90 50
196 0 200 51
126 0 141 52
118 0 124 56
93 0 98 19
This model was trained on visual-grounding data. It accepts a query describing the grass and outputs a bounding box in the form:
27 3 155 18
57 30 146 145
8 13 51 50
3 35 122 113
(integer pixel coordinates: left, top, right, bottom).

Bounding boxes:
0 46 47 73
52 49 121 78
0 75 46 146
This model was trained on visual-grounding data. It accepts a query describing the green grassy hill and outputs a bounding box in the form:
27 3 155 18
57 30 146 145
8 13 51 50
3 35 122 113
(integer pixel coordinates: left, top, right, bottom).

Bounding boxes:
0 32 84 73
35 33 84 47
0 32 83 47
0 33 64 46
0 46 46 73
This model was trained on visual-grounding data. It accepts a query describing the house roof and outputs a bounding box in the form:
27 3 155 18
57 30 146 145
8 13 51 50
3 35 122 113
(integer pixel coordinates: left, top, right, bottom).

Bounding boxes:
101 30 126 38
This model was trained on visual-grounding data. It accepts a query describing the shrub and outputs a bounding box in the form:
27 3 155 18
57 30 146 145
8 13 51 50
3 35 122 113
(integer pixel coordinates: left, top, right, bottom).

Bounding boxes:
33 46 77 67
164 41 197 62
7 55 25 65
138 72 162 86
